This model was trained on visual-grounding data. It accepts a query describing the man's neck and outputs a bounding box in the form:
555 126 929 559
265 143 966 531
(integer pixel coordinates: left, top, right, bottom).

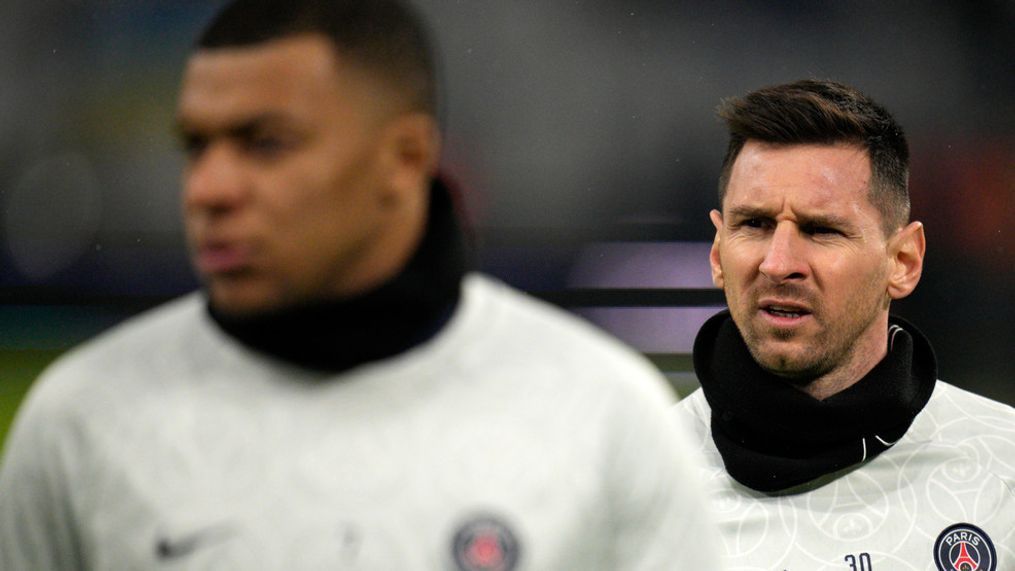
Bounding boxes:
692 310 938 492
329 191 429 299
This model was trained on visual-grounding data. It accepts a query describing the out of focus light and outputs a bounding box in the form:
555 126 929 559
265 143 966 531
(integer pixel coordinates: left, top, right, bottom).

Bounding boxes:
574 306 719 354
568 241 722 355
568 242 714 289
4 152 102 281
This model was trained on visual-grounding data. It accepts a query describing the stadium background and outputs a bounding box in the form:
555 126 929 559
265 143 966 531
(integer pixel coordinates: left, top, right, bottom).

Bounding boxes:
1 1 1012 451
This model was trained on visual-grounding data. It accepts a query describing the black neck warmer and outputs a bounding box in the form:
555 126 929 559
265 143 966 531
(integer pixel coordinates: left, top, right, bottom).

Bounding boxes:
208 178 468 373
694 310 937 493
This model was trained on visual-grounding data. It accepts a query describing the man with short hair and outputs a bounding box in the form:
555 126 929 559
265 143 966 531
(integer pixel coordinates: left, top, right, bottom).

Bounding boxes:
0 1 721 569
676 79 1015 569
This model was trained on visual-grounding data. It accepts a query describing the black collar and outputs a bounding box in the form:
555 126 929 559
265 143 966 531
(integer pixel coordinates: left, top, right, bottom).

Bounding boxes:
208 178 469 373
693 310 937 492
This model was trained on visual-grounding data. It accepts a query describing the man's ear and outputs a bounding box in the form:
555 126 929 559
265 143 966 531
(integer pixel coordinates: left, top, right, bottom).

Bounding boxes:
709 209 725 289
379 113 441 208
887 221 926 300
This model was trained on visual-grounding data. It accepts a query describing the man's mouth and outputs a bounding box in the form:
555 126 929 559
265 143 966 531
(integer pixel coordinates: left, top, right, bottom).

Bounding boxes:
758 300 813 322
763 305 810 318
196 242 252 275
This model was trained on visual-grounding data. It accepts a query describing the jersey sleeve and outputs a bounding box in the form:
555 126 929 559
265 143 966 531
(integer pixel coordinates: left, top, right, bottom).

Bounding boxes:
0 375 86 570
604 370 726 570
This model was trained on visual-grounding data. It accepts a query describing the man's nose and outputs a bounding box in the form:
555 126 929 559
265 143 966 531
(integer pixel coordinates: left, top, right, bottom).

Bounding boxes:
758 223 808 283
183 144 249 212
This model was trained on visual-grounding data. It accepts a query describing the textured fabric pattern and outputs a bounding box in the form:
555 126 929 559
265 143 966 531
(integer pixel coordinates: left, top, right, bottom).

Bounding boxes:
676 382 1015 570
0 274 721 570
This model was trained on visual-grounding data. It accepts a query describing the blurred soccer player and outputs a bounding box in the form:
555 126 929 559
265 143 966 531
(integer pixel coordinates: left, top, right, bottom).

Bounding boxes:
0 1 721 569
676 79 1015 569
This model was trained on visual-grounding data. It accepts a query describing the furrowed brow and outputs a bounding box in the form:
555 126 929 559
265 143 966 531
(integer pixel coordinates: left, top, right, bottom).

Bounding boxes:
175 112 294 140
798 213 854 230
227 113 295 139
726 205 774 220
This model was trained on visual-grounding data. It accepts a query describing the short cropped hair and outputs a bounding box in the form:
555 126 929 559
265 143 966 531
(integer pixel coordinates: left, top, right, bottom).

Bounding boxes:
197 0 436 116
717 80 910 233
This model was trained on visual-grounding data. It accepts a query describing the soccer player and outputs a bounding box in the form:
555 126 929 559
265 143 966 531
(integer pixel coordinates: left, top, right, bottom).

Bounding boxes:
0 1 721 569
676 79 1015 570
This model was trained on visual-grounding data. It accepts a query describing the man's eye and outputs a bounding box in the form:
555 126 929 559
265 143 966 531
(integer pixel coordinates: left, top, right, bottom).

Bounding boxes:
740 218 769 229
247 136 287 155
181 136 207 159
805 225 841 236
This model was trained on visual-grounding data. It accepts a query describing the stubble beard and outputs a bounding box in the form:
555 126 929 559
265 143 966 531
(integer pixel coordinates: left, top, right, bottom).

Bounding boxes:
732 281 886 387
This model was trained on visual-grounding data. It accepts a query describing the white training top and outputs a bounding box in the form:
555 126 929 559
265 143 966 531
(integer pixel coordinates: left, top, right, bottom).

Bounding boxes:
676 382 1015 571
0 274 721 570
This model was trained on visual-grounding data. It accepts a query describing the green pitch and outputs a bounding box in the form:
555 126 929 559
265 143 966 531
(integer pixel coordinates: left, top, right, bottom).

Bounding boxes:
0 350 63 454
0 304 138 455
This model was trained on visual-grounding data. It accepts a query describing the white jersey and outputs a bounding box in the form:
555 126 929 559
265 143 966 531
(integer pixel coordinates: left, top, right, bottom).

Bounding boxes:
676 382 1015 571
0 273 721 570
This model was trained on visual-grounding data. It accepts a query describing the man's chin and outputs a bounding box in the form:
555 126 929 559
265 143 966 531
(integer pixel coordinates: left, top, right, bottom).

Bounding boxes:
751 347 827 385
205 283 284 318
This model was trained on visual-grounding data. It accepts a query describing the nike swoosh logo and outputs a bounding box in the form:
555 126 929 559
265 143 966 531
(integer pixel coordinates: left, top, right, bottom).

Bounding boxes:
155 524 236 560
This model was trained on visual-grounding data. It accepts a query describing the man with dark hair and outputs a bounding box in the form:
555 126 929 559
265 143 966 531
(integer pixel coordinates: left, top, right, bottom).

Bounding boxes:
0 1 722 569
676 79 1015 569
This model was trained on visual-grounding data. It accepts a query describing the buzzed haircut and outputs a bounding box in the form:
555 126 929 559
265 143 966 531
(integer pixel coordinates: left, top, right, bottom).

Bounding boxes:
197 0 436 116
717 79 910 234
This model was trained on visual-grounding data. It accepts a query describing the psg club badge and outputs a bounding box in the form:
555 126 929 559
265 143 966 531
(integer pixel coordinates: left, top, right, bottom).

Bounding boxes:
452 515 520 571
933 523 997 571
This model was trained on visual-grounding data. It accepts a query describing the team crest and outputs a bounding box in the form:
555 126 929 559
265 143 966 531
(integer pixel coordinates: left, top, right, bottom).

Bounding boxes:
452 515 520 571
933 523 997 571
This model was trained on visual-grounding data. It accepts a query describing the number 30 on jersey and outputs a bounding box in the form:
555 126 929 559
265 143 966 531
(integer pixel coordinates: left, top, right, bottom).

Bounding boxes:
845 552 872 571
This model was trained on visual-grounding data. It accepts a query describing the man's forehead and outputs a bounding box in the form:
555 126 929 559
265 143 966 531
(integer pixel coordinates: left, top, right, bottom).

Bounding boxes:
176 36 352 123
725 142 872 204
733 140 869 178
723 184 867 212
185 34 343 83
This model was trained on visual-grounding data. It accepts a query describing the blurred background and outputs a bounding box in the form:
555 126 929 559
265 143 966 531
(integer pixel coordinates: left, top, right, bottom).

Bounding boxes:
2 0 1012 447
